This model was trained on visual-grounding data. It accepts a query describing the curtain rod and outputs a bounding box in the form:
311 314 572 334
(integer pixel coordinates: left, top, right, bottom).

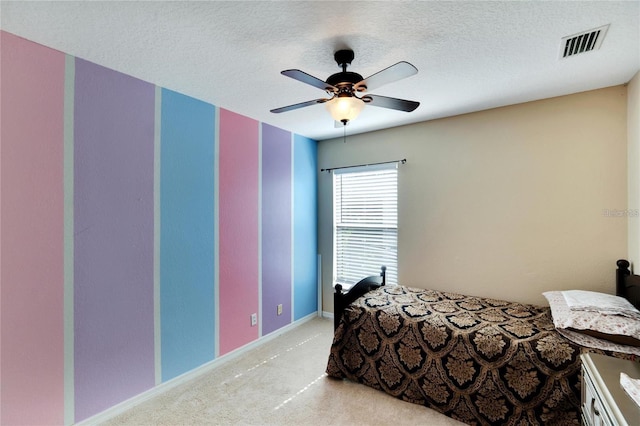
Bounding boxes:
321 159 406 173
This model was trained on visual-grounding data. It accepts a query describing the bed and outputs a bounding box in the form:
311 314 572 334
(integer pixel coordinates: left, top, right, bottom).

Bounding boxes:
326 260 640 425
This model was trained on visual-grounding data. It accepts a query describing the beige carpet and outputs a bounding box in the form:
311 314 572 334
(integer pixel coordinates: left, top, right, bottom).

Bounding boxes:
103 317 464 425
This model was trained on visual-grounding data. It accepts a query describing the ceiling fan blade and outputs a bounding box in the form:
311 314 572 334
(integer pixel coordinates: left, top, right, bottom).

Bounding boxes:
355 61 418 92
281 69 337 92
270 98 331 114
363 94 420 112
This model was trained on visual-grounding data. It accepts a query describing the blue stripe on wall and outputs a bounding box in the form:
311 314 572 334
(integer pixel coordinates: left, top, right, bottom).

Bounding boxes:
160 89 216 381
293 134 318 319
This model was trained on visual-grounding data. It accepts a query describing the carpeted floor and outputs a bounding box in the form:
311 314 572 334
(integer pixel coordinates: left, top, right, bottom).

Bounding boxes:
102 317 464 425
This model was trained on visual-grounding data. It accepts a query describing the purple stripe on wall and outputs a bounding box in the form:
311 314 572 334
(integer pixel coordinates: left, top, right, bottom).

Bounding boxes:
73 59 155 421
261 124 292 335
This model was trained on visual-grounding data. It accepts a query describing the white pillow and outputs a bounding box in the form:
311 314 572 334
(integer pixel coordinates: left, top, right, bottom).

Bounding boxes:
562 290 640 319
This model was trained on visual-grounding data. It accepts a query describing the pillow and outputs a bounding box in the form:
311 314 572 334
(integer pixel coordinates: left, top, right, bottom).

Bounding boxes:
543 291 640 347
562 290 640 319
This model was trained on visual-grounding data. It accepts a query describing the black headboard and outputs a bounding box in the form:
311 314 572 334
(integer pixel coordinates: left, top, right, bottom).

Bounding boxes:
333 266 386 330
616 259 640 309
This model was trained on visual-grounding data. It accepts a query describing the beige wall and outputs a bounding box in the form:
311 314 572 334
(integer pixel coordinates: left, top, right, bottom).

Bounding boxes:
318 86 628 310
628 71 640 269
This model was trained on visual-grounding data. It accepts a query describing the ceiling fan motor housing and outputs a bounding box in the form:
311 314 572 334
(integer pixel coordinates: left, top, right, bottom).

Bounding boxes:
334 49 355 67
327 49 365 93
326 71 364 88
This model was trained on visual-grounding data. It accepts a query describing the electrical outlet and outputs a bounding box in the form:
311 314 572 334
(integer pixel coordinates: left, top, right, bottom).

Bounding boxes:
277 304 283 316
251 313 257 326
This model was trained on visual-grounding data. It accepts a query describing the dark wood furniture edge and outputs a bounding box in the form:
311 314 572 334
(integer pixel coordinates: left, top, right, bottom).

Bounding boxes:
617 259 640 309
334 266 386 330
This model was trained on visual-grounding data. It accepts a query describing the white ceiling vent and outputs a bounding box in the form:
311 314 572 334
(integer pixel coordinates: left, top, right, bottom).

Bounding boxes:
560 25 609 59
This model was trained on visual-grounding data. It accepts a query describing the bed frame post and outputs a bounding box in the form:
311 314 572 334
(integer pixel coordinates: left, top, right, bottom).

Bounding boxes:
617 259 631 297
334 284 344 330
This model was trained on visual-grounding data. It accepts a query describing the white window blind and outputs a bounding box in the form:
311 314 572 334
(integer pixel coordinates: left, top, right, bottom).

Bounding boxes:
333 163 398 286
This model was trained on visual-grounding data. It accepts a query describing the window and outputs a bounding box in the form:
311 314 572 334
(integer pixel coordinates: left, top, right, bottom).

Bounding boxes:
333 163 398 287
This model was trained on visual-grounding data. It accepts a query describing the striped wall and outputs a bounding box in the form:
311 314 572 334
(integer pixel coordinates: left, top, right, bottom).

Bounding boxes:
218 109 260 355
159 89 216 381
0 31 318 425
73 58 156 420
293 134 319 320
0 30 66 426
261 124 292 335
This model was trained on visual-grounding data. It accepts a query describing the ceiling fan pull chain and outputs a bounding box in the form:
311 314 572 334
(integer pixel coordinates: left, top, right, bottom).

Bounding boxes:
343 120 347 143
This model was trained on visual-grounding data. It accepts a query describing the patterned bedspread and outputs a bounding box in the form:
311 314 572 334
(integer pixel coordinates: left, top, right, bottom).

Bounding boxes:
326 286 589 425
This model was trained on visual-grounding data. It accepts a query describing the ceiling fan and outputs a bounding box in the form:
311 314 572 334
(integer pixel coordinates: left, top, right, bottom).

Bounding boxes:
270 49 420 125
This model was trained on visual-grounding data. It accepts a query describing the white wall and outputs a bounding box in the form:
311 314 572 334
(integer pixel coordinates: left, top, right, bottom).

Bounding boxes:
319 86 628 309
628 71 640 269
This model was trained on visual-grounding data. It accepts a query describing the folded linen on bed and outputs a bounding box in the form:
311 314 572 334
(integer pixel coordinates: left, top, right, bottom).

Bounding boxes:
562 290 640 319
544 291 640 352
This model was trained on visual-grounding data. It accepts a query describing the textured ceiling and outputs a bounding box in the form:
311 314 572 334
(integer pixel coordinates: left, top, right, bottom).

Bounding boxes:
1 1 639 141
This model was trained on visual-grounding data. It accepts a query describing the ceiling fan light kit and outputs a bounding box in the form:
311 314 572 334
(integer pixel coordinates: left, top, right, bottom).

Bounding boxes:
326 95 365 124
271 49 420 126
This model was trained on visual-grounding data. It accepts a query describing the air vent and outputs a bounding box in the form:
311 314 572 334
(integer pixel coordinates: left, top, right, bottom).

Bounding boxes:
560 25 609 58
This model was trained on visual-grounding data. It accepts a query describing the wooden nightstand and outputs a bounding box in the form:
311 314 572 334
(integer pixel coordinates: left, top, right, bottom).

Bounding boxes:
581 353 640 425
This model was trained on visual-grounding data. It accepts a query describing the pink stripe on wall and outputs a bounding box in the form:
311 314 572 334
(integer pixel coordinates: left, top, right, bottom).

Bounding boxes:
218 109 259 354
0 31 65 425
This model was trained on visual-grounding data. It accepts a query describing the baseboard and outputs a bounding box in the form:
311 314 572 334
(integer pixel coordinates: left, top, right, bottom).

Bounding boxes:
75 312 319 425
322 311 334 319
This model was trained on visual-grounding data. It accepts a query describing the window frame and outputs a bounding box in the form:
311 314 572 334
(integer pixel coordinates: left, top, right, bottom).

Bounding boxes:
332 162 398 287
